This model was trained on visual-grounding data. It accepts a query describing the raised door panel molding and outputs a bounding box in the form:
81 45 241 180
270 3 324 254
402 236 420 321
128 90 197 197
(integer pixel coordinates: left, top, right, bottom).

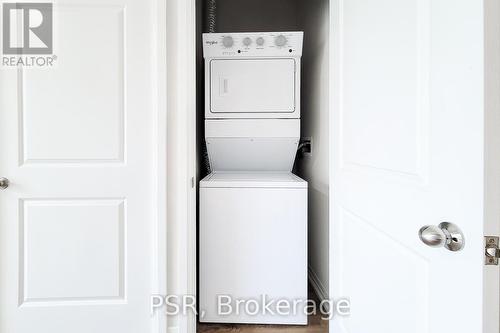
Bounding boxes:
339 0 430 183
19 5 126 165
19 198 126 306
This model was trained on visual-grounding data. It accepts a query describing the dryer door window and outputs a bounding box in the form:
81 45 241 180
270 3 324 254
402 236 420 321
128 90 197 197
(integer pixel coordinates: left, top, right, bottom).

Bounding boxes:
210 59 295 113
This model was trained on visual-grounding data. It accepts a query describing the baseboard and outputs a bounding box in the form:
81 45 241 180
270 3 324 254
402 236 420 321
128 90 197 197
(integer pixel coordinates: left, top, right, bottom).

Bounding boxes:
308 265 329 312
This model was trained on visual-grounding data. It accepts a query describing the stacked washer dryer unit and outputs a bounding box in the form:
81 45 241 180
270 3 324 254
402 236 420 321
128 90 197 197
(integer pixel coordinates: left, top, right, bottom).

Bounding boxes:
200 32 307 325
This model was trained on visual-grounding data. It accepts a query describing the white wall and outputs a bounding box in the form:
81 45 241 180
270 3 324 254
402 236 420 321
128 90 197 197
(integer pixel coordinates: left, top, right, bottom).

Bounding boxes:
296 0 330 300
211 0 300 32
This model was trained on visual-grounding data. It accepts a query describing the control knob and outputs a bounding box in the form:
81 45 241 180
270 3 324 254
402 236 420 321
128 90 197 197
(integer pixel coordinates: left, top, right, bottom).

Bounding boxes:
222 36 234 48
275 35 287 47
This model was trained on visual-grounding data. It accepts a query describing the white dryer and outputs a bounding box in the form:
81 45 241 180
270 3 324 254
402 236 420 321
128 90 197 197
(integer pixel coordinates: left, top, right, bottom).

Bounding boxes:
200 32 307 325
203 31 303 119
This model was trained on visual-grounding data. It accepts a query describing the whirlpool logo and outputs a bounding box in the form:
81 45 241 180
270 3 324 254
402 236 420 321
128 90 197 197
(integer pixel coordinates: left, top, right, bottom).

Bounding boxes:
2 2 57 67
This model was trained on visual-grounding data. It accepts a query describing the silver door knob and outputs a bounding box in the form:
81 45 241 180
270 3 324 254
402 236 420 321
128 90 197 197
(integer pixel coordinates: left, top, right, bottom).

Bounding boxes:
0 177 9 190
418 222 465 251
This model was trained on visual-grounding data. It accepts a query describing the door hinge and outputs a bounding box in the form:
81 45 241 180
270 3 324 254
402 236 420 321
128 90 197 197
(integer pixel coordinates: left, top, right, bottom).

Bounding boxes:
485 236 500 265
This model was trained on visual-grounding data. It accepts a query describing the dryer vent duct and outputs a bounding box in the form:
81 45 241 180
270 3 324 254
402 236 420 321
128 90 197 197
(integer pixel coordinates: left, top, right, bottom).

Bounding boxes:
207 0 216 33
203 0 217 174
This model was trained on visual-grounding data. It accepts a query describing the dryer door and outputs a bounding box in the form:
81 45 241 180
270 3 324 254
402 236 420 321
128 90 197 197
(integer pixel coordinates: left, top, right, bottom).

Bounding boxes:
209 58 296 115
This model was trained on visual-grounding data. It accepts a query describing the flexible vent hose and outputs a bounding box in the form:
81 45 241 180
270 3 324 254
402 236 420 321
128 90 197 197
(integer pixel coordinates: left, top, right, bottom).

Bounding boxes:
203 0 216 174
207 0 216 33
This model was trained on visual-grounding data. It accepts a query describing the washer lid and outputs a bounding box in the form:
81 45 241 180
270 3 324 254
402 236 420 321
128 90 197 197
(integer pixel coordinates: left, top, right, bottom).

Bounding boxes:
199 172 307 188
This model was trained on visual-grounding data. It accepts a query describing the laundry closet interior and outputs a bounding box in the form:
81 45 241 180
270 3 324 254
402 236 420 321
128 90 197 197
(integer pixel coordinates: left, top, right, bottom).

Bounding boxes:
194 0 330 330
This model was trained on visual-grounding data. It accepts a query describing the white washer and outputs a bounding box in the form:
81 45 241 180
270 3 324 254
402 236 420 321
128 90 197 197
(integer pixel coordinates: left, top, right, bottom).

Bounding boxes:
199 172 307 325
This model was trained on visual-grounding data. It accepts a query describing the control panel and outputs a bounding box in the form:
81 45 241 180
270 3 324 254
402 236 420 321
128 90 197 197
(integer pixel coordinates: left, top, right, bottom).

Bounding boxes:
203 31 304 58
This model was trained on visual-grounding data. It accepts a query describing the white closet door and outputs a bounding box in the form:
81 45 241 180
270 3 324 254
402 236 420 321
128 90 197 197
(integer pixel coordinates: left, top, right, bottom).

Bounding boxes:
0 0 162 332
331 0 493 332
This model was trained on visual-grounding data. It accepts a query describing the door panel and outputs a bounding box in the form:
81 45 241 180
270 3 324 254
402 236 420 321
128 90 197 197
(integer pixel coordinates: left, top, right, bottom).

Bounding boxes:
341 0 426 179
331 0 487 332
210 59 295 113
21 5 125 164
21 199 125 302
0 0 159 332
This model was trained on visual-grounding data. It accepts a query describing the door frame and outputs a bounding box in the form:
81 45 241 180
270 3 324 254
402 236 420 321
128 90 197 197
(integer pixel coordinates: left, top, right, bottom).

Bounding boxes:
154 0 168 332
484 0 500 332
166 0 197 332
328 1 340 332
